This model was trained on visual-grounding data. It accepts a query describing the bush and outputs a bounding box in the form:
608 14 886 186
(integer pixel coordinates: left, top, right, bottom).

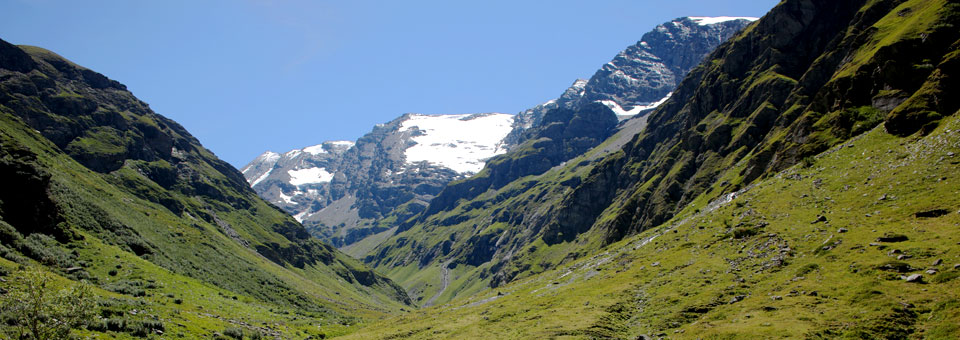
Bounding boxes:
102 280 146 297
0 267 98 339
223 326 244 339
795 263 820 277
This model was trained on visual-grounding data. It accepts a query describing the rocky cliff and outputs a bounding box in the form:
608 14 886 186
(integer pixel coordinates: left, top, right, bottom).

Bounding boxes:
242 113 513 250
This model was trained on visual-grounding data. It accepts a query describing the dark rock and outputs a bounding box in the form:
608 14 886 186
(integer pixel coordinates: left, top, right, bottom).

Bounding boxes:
877 261 915 273
837 228 849 233
877 234 909 243
932 258 942 266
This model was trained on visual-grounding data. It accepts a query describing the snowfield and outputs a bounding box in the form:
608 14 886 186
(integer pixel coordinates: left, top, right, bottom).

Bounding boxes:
288 167 334 185
401 113 514 174
688 16 759 25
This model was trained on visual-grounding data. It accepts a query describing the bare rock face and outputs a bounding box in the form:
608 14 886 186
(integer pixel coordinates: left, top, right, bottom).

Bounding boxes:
241 113 514 247
506 16 756 145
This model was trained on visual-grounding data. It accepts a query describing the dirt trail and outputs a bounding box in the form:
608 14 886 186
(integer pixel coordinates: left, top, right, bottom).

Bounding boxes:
423 259 453 307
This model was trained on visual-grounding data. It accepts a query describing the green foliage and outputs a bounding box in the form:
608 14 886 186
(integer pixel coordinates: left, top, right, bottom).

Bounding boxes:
0 267 97 340
0 38 412 339
343 107 960 339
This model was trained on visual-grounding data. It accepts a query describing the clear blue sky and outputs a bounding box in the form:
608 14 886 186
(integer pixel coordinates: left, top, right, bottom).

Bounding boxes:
0 0 778 167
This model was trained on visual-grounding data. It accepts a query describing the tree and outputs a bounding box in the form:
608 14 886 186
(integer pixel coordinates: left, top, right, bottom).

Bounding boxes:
0 267 97 340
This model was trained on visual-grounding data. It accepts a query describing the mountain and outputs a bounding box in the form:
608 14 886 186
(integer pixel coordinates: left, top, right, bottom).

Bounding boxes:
365 16 756 306
505 16 757 145
243 17 755 259
0 39 411 339
241 113 514 254
342 0 960 338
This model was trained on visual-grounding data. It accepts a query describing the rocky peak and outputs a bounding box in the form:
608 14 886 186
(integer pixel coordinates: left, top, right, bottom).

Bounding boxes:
509 16 756 140
241 112 514 248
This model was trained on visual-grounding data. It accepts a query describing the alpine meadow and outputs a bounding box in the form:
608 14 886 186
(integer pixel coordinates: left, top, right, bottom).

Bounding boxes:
1 0 959 339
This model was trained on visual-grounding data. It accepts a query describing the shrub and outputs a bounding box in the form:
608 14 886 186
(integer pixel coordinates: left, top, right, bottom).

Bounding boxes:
0 267 98 339
102 280 146 297
223 327 244 339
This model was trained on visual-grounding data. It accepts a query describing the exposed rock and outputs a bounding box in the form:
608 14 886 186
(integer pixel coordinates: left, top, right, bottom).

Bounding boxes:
904 274 923 283
877 234 909 243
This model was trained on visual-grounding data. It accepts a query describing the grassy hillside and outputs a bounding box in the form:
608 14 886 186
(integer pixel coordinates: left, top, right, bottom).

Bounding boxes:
0 39 411 338
364 0 960 307
344 107 960 339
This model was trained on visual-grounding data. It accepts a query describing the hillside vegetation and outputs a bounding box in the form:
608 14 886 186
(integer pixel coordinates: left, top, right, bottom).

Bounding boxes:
0 39 411 339
345 102 960 339
363 0 960 310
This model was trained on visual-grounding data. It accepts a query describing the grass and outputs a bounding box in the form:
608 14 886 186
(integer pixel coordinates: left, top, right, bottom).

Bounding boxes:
342 111 960 339
0 45 413 338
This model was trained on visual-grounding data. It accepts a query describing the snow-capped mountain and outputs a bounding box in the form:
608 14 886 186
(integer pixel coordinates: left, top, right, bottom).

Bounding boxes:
507 16 756 145
244 16 755 252
241 113 513 248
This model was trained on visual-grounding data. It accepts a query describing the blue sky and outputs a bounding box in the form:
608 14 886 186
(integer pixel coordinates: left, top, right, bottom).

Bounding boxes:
0 0 778 167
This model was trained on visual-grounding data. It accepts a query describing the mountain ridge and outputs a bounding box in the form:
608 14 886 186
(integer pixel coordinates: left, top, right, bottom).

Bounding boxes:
362 0 959 309
243 16 756 260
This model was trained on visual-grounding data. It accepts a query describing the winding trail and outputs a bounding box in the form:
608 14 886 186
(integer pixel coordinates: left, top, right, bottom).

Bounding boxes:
423 259 453 307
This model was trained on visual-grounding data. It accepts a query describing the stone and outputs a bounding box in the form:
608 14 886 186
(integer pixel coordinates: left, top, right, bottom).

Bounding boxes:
904 274 923 283
925 269 937 275
770 295 783 301
877 234 909 242
897 254 912 260
837 228 849 233
932 258 942 266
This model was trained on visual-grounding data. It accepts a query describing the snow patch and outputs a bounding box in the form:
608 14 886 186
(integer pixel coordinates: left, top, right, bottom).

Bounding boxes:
250 169 272 187
284 150 302 158
598 92 672 117
242 152 279 174
328 141 355 147
302 144 327 155
401 113 514 174
293 211 309 223
688 16 759 25
279 192 297 205
287 167 334 186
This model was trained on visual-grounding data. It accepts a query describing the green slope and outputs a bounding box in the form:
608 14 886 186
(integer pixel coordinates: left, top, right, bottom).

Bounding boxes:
0 39 411 338
365 0 960 307
343 104 960 339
